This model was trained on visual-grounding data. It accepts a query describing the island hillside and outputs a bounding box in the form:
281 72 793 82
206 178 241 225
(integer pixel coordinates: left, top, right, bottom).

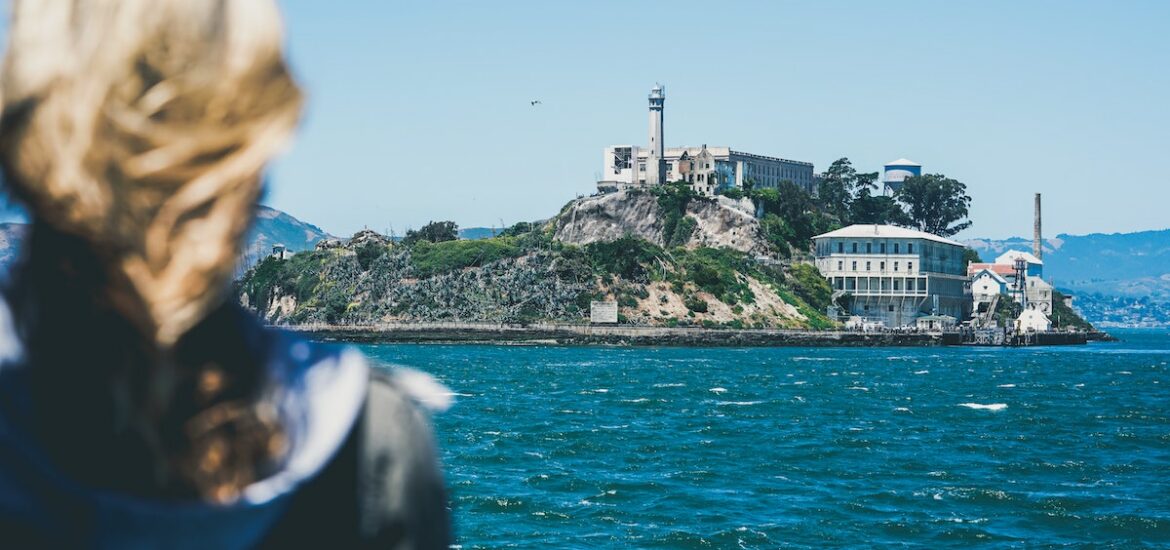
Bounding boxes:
237 184 836 329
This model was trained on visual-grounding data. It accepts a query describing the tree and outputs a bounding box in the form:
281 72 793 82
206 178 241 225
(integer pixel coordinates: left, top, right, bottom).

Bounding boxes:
816 158 859 221
850 174 912 226
403 220 459 245
962 248 983 270
894 173 973 237
752 181 836 251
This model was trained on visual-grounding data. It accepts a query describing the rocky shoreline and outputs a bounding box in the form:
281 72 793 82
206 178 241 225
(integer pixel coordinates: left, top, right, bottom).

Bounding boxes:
287 322 950 347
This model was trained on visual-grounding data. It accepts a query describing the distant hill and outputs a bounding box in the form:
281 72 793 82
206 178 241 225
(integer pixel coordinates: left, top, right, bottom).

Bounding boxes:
0 206 332 277
458 227 502 240
964 228 1170 301
240 206 333 268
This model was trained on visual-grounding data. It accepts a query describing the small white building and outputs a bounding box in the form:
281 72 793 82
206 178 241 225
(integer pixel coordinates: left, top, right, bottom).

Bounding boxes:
916 314 957 332
1025 276 1054 315
1016 307 1052 332
971 268 1008 307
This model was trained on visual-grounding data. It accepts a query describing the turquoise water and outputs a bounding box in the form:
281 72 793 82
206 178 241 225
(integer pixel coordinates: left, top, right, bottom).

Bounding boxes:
360 331 1170 548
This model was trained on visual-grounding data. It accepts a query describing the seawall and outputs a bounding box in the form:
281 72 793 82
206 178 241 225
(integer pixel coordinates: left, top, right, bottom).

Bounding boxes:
286 322 946 347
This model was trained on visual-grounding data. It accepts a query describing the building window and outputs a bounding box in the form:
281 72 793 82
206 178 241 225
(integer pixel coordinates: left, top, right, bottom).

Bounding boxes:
880 243 886 253
639 163 646 172
866 243 872 254
837 260 843 270
865 261 871 270
880 261 885 270
838 242 844 253
852 243 858 253
894 243 900 254
907 262 913 272
852 261 857 270
894 280 900 291
894 262 899 271
907 243 913 254
888 305 895 312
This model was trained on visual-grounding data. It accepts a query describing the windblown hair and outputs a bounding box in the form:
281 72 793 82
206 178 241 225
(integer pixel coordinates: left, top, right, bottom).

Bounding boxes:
0 1 303 502
0 0 302 347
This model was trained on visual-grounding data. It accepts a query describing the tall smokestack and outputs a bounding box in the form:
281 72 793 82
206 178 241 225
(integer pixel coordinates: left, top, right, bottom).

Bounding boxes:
1033 193 1042 260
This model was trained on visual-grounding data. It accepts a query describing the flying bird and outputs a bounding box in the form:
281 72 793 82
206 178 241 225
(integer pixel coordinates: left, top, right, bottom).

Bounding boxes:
530 100 541 106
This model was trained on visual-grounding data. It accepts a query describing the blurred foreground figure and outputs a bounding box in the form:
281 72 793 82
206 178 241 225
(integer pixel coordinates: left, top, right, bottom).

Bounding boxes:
0 1 449 548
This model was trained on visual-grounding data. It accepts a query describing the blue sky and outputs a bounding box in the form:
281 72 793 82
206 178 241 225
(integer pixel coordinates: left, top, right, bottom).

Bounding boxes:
5 1 1170 239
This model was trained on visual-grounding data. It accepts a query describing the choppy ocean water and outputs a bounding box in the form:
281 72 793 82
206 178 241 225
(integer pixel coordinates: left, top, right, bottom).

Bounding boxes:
360 330 1170 548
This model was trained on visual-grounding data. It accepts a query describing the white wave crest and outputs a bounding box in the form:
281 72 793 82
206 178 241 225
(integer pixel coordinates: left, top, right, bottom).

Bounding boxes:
958 402 1007 411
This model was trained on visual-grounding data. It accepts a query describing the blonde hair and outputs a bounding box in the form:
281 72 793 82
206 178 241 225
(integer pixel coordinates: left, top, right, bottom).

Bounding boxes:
0 0 303 347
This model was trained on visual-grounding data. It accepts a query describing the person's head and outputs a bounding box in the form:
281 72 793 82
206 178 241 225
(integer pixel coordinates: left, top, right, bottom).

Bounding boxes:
0 0 302 348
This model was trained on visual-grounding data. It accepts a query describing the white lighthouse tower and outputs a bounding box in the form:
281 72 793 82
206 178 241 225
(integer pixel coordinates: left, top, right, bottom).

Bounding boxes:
646 84 666 185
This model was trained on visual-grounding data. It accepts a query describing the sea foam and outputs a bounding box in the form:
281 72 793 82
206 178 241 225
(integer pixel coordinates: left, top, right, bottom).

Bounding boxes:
958 403 1008 411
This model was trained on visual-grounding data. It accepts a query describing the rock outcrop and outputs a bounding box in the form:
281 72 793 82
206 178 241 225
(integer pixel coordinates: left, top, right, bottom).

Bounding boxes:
552 190 770 255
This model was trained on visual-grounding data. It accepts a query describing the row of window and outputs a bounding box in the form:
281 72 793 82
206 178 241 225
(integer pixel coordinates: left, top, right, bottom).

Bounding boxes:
747 163 809 181
831 277 926 292
837 260 913 272
837 241 914 255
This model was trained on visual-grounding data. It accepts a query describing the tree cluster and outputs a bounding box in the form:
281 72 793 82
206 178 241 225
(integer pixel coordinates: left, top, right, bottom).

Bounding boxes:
402 220 459 246
816 157 973 237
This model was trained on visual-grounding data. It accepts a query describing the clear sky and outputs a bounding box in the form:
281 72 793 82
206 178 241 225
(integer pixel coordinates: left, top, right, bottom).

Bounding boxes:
5 1 1170 240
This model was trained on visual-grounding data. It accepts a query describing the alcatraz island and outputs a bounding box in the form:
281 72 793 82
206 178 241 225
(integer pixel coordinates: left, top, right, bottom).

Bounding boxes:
238 86 1101 347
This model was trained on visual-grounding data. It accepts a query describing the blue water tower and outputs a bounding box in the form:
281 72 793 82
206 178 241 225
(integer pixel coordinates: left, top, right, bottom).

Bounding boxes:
882 158 921 195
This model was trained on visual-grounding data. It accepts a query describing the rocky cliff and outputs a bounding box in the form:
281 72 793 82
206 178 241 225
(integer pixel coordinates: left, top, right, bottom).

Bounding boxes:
553 189 770 256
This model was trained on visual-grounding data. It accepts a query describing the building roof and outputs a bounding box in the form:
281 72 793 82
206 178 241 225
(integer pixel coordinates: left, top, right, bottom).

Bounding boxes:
995 250 1044 265
813 224 964 247
885 158 921 167
970 268 1008 284
967 263 1016 277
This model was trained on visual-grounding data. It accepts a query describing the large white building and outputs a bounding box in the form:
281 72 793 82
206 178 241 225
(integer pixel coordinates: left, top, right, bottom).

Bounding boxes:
598 86 814 196
813 224 970 327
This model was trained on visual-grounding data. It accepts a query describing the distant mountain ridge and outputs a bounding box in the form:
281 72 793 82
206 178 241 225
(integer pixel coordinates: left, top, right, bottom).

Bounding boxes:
241 206 333 267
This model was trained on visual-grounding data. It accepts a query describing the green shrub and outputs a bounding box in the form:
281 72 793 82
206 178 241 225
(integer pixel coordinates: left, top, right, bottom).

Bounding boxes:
355 242 388 271
759 214 794 257
410 237 524 277
674 248 754 305
788 263 832 312
684 296 708 313
584 236 663 282
1050 290 1094 330
654 181 698 247
666 215 697 248
719 188 745 200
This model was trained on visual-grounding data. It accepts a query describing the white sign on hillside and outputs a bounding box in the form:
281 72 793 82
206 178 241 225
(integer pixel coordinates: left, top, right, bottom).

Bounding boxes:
590 301 618 324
